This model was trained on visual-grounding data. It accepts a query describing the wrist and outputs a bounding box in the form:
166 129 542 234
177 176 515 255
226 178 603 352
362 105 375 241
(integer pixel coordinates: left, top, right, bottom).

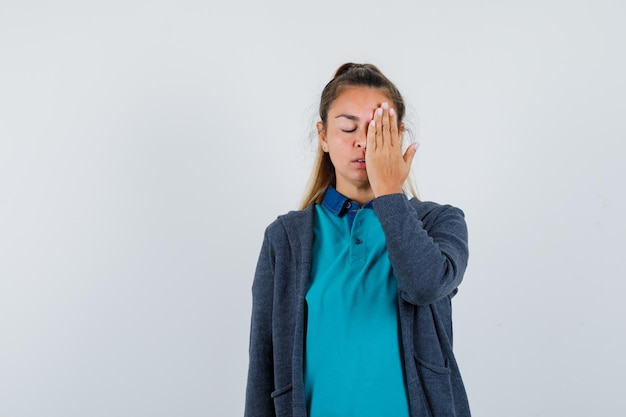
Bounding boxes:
373 186 404 198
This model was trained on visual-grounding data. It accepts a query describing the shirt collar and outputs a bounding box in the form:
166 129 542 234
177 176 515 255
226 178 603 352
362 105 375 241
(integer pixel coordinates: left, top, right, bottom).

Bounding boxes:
321 186 374 217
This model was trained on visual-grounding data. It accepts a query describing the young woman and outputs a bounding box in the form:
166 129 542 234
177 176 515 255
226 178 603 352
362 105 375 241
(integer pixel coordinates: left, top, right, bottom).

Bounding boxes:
245 63 471 417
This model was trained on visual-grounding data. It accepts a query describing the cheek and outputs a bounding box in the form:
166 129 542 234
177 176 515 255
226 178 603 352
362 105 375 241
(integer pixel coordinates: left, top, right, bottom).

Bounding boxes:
326 138 347 160
327 136 353 155
330 132 355 145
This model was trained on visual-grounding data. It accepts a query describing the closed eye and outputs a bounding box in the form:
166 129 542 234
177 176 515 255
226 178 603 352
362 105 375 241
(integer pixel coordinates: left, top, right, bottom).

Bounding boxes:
342 128 357 133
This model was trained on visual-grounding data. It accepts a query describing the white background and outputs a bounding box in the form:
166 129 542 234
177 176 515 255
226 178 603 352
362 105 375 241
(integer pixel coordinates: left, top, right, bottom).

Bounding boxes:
1 1 625 416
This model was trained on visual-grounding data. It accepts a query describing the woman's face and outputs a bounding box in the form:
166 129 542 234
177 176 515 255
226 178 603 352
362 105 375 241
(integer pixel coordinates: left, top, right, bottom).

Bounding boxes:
318 86 394 197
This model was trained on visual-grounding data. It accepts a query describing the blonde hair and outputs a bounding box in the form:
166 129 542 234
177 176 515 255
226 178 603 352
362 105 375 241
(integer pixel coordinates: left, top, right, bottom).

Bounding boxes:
299 63 419 209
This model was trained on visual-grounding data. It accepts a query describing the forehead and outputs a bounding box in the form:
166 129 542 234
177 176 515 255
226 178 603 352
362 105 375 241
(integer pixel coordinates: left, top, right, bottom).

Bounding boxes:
329 87 392 115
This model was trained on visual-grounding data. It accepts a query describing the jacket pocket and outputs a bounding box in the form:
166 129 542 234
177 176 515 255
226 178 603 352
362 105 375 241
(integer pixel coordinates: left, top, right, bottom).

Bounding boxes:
270 383 293 417
415 356 451 375
413 354 455 416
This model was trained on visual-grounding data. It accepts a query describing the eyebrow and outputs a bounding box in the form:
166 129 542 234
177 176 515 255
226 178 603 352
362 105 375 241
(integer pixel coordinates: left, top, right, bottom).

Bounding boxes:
334 114 360 121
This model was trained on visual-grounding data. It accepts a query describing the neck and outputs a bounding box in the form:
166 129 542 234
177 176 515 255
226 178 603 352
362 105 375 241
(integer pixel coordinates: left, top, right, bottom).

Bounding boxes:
335 183 375 206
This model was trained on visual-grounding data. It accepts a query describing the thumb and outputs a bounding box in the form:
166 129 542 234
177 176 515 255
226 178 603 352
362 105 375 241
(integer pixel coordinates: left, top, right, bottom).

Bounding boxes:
403 141 420 165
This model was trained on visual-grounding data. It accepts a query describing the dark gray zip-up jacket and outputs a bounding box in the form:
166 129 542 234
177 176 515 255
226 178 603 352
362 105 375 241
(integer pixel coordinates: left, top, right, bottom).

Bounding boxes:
245 193 471 417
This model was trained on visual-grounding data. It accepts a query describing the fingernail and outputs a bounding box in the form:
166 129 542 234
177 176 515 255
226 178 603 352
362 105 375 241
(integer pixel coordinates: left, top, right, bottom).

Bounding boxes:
382 102 389 110
377 108 383 116
370 119 376 126
389 108 395 117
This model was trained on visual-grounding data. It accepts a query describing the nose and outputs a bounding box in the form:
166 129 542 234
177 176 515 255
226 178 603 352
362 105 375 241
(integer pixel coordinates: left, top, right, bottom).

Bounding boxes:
356 130 367 149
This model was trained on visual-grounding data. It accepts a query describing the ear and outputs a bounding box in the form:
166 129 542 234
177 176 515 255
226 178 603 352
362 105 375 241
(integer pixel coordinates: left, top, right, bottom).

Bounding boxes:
317 121 329 152
399 122 405 135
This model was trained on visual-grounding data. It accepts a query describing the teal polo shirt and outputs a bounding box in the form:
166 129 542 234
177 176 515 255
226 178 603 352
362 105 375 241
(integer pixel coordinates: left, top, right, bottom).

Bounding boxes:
304 187 409 417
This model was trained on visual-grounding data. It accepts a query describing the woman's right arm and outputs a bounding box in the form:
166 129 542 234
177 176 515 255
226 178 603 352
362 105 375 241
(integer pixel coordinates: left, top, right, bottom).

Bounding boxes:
244 231 276 417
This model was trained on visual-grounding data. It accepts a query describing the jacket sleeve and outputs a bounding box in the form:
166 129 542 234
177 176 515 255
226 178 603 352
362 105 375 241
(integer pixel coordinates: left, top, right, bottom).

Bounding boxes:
373 193 469 306
244 229 276 417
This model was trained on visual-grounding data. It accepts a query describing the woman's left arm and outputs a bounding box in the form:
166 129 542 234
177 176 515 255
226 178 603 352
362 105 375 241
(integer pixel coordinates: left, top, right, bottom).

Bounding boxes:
374 194 469 306
366 102 468 305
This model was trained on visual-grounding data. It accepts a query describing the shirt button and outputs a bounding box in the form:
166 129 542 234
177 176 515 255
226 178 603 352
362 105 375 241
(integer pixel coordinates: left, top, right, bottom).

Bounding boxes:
345 201 352 209
354 238 363 244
